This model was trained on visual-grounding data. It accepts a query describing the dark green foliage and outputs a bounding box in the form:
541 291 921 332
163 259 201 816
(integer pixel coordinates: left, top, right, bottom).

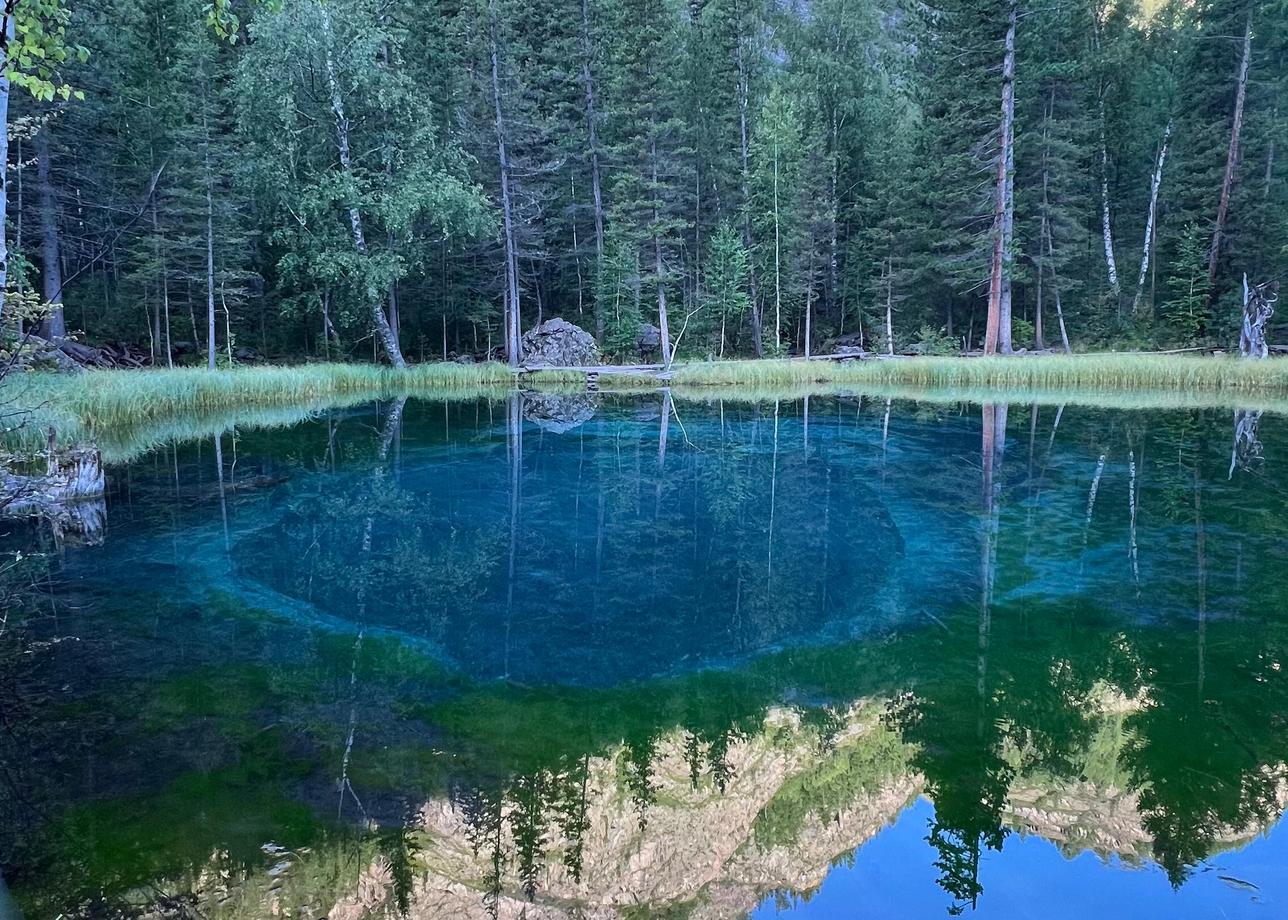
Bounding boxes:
11 0 1288 359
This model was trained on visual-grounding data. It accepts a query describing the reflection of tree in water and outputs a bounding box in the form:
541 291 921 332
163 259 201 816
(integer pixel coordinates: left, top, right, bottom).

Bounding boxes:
238 397 904 684
11 399 1288 917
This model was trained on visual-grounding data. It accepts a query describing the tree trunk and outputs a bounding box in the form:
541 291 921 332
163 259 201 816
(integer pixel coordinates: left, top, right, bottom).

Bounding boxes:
0 8 14 325
1099 100 1120 298
580 0 605 343
828 109 840 328
152 199 173 367
1044 218 1072 354
1034 249 1045 350
319 2 406 368
1132 121 1171 315
490 13 522 368
999 15 1016 355
1265 107 1276 199
804 274 813 358
651 135 672 368
1207 11 1253 298
737 37 763 357
36 128 65 340
1239 274 1276 358
655 233 672 367
772 139 782 353
884 257 894 356
984 1 1016 355
203 113 217 370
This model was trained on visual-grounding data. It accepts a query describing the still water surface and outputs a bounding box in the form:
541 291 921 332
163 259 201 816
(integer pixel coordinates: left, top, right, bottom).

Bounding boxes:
2 392 1286 918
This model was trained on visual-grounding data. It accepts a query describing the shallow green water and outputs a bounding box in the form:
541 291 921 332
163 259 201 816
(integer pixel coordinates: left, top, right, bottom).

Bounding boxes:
2 392 1287 918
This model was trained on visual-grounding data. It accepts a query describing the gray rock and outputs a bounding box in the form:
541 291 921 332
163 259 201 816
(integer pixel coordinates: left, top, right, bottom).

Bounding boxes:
521 317 599 367
823 332 868 357
637 323 662 360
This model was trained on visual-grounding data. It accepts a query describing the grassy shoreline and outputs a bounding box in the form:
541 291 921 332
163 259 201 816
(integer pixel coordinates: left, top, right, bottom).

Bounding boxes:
8 354 1288 461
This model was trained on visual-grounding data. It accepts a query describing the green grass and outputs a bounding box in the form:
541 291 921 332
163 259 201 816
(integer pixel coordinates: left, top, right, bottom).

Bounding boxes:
8 354 1288 462
661 353 1288 393
0 362 541 460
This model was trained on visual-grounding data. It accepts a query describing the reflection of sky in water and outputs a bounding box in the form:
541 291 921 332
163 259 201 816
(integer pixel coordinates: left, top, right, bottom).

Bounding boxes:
757 798 1283 919
7 394 1288 917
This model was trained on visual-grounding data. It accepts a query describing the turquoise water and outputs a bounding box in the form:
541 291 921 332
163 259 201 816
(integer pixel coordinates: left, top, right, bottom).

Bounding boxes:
2 392 1286 917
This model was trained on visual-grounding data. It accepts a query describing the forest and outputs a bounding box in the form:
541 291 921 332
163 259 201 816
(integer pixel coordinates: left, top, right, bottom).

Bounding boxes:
3 0 1288 369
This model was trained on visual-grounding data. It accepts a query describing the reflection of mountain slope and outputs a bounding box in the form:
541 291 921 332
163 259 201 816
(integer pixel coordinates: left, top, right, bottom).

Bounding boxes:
325 705 914 919
314 701 1282 920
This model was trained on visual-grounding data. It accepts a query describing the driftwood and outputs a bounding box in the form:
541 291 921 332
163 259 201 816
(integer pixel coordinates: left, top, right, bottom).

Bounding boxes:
23 334 154 370
1239 275 1278 359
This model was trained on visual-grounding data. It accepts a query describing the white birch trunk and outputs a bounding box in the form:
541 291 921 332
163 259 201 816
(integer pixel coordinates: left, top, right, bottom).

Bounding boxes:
772 139 781 353
1099 109 1120 296
999 18 1016 355
490 15 521 367
984 1 1016 355
1131 121 1171 315
319 3 406 368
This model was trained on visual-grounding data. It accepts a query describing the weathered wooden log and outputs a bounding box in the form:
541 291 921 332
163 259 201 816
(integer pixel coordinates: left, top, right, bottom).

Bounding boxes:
1239 275 1278 359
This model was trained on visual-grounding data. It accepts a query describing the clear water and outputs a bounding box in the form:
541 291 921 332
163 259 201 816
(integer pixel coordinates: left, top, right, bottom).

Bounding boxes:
2 392 1287 918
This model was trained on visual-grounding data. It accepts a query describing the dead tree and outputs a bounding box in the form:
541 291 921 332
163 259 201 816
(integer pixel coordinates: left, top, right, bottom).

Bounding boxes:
1208 12 1253 299
1238 275 1277 358
984 0 1017 355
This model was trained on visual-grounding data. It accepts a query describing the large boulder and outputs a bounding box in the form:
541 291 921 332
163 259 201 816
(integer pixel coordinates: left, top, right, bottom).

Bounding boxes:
637 323 662 361
521 317 599 367
822 331 868 358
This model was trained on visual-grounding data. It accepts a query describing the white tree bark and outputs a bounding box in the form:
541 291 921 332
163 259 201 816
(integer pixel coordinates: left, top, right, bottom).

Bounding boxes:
884 257 894 356
651 135 672 368
1099 106 1120 297
772 138 781 353
1131 121 1171 315
490 12 521 367
984 1 1016 355
1239 274 1276 359
998 6 1016 355
319 3 406 368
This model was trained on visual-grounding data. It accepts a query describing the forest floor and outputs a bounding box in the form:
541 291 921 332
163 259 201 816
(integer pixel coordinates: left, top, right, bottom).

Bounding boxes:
6 353 1288 461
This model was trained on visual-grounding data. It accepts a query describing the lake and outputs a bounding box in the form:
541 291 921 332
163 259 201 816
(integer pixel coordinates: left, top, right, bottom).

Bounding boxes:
2 391 1286 918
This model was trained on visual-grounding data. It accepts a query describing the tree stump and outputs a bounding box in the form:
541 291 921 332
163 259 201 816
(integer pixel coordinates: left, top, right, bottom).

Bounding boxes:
1239 275 1278 358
